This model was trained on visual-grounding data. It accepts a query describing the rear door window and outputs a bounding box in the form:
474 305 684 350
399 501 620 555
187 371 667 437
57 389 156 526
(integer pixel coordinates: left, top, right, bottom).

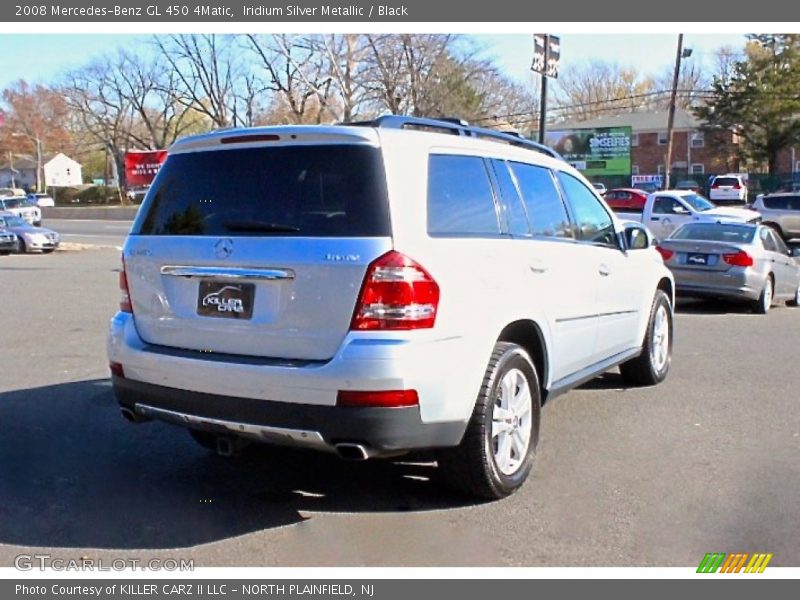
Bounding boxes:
508 162 573 239
489 159 531 237
763 196 798 210
760 228 778 253
427 155 501 236
134 145 390 237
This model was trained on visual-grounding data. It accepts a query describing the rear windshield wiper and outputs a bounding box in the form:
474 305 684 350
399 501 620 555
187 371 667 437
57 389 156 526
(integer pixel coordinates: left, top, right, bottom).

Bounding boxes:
223 221 301 233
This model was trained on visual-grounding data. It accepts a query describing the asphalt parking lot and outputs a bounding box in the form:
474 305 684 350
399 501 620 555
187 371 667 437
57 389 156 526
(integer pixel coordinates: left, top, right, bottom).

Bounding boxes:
1 228 799 567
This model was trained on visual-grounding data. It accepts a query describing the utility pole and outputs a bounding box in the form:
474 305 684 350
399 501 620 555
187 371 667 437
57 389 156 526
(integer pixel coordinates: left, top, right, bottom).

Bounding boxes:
664 34 684 191
538 34 549 144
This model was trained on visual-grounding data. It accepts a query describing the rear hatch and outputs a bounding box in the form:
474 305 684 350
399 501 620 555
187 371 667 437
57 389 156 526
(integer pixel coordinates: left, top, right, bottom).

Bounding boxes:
125 133 392 361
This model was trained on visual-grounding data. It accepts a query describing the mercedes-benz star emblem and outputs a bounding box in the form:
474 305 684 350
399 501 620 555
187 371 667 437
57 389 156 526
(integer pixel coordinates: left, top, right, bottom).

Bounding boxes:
214 238 234 259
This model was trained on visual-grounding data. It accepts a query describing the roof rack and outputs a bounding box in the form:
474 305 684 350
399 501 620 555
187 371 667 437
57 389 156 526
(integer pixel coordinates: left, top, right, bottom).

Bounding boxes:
345 115 562 160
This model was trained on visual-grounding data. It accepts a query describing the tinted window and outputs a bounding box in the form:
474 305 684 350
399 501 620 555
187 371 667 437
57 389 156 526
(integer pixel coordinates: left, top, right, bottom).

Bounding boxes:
671 223 756 243
490 160 531 237
509 162 572 238
760 227 778 252
427 155 500 235
763 195 800 211
652 196 684 215
556 172 616 246
713 177 741 187
134 145 390 237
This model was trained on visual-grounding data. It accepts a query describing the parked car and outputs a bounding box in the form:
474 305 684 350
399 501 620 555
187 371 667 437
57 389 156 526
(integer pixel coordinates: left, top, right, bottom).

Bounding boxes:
0 196 41 226
108 116 675 499
605 188 649 214
27 192 55 208
708 174 748 206
750 193 800 242
0 187 26 198
675 180 701 193
0 211 59 253
0 223 18 255
616 190 761 241
656 222 800 312
591 182 607 196
633 181 660 194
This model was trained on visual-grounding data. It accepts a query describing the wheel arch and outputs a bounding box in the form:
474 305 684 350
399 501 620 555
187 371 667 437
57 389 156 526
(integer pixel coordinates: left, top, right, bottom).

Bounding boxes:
496 320 549 402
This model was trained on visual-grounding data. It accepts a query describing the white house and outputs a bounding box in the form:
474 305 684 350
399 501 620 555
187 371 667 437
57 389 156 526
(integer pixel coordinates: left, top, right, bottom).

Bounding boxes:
43 153 83 187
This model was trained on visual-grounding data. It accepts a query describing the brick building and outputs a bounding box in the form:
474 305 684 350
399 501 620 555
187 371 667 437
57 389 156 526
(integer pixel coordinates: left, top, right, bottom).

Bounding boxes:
555 108 800 183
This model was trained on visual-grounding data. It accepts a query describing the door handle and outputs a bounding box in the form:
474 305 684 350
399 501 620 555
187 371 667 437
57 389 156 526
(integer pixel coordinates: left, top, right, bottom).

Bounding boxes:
650 217 660 221
598 264 611 277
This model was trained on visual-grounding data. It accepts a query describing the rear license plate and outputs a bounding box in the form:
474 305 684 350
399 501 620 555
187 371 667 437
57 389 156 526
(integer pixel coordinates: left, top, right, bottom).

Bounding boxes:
686 253 710 266
197 281 255 319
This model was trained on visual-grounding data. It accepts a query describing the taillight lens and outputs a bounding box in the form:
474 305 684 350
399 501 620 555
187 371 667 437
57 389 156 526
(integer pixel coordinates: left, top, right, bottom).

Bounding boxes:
711 184 719 189
351 251 440 330
119 256 133 313
336 390 419 408
656 246 674 261
723 250 754 267
109 362 125 378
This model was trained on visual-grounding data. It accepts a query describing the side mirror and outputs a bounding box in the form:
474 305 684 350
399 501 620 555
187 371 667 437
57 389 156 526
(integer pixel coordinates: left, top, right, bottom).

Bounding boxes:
673 205 689 215
624 224 650 250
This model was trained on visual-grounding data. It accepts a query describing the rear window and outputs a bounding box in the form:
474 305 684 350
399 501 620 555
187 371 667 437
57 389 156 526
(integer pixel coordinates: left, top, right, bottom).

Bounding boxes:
763 195 799 210
671 223 756 243
713 177 740 187
133 145 390 237
427 155 500 236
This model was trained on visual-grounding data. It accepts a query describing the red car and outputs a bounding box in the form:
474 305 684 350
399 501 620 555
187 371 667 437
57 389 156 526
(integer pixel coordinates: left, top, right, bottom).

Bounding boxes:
604 188 649 213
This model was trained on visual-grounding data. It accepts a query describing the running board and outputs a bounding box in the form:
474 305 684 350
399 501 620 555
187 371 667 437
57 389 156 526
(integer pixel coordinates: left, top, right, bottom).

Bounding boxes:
545 347 642 402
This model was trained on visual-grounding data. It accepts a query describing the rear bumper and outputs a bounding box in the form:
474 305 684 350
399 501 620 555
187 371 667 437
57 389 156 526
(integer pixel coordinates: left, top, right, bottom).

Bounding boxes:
673 267 763 301
112 376 465 456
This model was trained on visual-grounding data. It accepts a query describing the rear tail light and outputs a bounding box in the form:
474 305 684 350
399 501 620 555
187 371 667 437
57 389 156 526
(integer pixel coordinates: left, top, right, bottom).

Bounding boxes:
723 250 754 267
119 256 133 313
656 246 674 261
336 390 419 408
732 183 741 190
350 251 440 330
109 362 125 378
711 184 719 189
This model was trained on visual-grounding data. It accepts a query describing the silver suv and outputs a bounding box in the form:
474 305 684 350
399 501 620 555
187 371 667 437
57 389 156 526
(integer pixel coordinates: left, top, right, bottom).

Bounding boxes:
752 193 800 241
108 116 674 499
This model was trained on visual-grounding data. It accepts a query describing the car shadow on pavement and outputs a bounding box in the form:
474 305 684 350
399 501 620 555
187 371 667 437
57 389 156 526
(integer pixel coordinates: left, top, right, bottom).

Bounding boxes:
0 379 477 551
674 298 755 315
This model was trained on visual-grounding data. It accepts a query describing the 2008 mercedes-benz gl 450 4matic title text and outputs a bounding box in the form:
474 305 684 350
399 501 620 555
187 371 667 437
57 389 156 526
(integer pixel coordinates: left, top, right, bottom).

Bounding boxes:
108 116 675 499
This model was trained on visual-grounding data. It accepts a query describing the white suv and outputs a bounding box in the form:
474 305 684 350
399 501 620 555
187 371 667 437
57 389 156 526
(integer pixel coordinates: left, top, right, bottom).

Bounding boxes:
709 174 748 205
108 116 674 499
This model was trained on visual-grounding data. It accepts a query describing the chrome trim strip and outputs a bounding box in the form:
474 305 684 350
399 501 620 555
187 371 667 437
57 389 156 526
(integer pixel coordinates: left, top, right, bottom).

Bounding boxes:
160 265 295 281
134 403 331 452
555 310 638 323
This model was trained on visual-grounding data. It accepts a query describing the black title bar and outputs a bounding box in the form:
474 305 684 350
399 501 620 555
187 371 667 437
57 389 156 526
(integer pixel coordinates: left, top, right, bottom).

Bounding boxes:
3 0 798 22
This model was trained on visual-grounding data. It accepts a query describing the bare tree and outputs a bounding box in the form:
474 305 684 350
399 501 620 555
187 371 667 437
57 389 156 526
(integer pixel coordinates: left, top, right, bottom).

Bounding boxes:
555 60 657 120
155 34 249 128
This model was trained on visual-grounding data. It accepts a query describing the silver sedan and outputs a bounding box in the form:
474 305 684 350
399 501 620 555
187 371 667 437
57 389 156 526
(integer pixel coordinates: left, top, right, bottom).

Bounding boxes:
0 211 60 254
656 222 800 313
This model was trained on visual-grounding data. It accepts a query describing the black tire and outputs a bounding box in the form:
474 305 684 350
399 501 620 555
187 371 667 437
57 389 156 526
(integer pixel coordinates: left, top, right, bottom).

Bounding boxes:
620 290 673 386
42 248 55 254
16 238 26 254
0 251 9 256
787 282 800 307
437 342 541 500
753 276 773 315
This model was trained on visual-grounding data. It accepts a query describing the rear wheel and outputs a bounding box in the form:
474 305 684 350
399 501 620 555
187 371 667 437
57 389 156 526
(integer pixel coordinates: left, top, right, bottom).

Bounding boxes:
620 290 673 386
437 342 541 500
16 238 26 254
753 276 773 314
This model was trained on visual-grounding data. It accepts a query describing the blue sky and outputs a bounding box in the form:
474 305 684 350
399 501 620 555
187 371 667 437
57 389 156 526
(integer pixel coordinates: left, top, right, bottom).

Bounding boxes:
0 33 747 90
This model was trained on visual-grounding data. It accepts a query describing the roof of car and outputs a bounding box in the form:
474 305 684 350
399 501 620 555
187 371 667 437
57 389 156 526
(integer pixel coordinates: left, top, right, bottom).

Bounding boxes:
608 188 646 193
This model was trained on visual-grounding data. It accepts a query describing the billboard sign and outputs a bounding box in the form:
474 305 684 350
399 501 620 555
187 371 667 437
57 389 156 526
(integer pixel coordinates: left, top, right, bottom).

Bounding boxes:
545 126 632 176
125 150 168 187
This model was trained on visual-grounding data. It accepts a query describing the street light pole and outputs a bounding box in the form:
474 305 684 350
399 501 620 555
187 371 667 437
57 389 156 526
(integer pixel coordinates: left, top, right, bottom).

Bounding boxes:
664 34 684 191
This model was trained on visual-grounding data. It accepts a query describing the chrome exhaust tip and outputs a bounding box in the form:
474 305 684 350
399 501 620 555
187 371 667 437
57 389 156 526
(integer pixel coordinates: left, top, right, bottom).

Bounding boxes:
334 443 370 461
